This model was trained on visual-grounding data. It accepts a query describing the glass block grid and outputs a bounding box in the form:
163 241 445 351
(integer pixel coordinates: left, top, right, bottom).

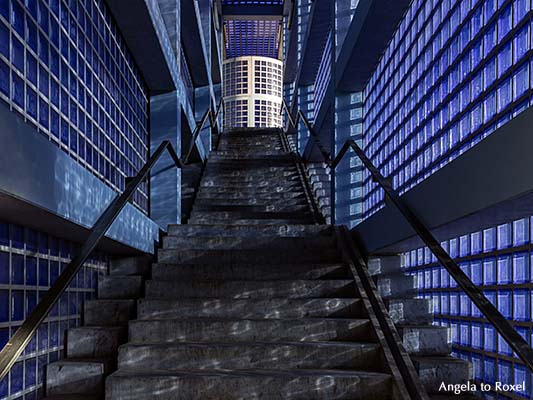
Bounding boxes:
362 0 533 219
223 58 249 97
224 99 248 128
0 220 106 399
334 92 363 228
254 58 283 97
224 20 282 59
254 99 281 127
314 31 331 115
403 216 533 399
297 84 314 153
180 44 194 107
0 0 149 213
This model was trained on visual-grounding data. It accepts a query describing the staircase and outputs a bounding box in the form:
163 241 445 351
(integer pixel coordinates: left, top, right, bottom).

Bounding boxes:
43 128 472 399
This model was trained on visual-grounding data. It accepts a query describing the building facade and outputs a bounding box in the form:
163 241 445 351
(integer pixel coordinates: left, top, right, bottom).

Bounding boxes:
287 0 533 397
222 56 283 128
0 0 222 397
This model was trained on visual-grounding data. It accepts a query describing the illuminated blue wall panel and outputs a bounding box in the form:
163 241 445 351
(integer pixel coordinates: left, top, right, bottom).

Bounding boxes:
0 0 149 213
363 0 533 219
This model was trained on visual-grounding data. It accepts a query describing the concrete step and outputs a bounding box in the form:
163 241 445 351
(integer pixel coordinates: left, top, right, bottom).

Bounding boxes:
191 204 309 214
367 256 403 276
202 169 298 178
109 257 150 276
189 211 312 222
412 356 472 394
151 262 349 281
188 217 316 225
144 280 356 299
167 223 332 237
199 181 301 189
192 198 307 208
129 318 372 343
196 191 306 201
198 183 302 192
161 235 335 250
137 298 363 319
386 298 433 325
67 326 126 358
98 276 142 299
46 359 110 397
118 341 381 371
375 273 416 299
398 325 452 355
106 368 392 400
42 396 100 400
157 248 341 264
84 299 135 326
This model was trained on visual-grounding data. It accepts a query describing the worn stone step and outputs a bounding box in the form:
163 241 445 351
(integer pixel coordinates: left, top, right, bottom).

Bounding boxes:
386 298 433 325
151 263 349 281
375 273 416 299
46 359 111 397
42 396 100 400
191 203 309 214
200 176 300 185
202 169 297 177
129 318 372 343
167 223 332 237
145 280 355 299
198 187 304 196
137 298 362 319
84 299 135 327
412 356 472 394
367 256 403 276
98 276 142 299
157 248 340 264
161 235 335 250
118 341 381 371
67 326 126 358
196 191 306 201
192 198 308 208
189 217 316 225
109 257 150 276
106 368 392 400
398 325 452 355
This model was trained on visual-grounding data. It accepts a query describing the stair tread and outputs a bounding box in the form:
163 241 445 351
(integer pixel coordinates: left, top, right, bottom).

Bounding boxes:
109 367 391 378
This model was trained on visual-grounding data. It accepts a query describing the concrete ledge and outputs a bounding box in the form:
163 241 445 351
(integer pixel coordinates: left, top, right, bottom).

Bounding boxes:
353 106 533 253
0 103 160 254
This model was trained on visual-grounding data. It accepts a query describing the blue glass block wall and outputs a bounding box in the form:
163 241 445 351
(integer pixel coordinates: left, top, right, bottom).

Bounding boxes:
0 0 149 213
297 84 314 153
404 216 533 399
362 0 533 219
334 92 363 228
0 220 106 399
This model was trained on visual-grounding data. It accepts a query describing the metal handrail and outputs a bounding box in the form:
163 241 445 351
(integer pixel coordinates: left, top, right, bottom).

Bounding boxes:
282 96 533 372
0 140 184 380
183 98 225 164
280 98 331 163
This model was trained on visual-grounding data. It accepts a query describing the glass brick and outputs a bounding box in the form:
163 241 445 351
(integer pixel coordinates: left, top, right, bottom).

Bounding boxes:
514 289 530 321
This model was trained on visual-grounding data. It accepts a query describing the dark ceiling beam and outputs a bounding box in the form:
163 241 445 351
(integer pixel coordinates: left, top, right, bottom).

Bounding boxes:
104 0 175 94
336 0 411 92
181 0 209 86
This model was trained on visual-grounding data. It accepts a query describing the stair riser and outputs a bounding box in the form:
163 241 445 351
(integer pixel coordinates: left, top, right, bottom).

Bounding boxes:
167 224 333 237
98 276 142 300
84 300 135 327
192 203 308 211
46 361 107 397
157 249 340 264
67 327 126 358
412 357 473 394
387 298 433 325
129 319 372 343
118 343 381 370
162 236 335 250
105 372 392 400
137 298 362 319
376 275 417 299
399 326 452 355
189 218 315 225
144 280 355 299
151 263 349 281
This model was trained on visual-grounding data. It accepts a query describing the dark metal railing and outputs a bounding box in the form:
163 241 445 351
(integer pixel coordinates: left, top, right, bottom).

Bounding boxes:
183 98 225 164
0 98 225 379
279 99 533 373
